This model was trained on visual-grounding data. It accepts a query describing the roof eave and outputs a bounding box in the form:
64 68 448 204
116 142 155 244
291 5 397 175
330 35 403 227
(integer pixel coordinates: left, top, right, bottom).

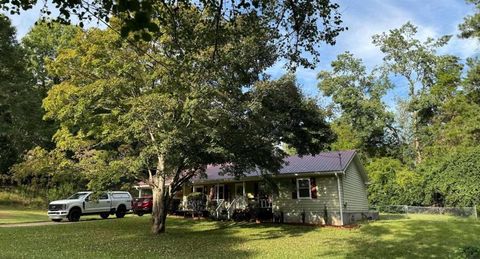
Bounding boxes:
190 170 344 185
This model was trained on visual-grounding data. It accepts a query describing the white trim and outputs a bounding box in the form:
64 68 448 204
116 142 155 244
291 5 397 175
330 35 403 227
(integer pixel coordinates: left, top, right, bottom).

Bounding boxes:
296 178 312 199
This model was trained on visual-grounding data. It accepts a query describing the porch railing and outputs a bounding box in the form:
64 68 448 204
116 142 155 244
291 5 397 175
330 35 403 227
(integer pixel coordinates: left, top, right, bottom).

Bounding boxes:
259 198 272 209
214 199 226 218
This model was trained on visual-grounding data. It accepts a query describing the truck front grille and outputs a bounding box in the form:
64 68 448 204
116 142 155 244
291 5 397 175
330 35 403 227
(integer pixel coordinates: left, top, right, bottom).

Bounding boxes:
48 204 63 211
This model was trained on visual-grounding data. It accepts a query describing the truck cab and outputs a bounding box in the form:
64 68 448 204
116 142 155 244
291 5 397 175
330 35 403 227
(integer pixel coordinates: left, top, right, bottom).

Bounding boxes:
48 191 133 222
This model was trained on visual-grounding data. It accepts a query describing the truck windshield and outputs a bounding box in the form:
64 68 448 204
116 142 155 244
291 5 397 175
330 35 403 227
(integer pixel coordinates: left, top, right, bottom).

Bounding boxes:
67 193 88 200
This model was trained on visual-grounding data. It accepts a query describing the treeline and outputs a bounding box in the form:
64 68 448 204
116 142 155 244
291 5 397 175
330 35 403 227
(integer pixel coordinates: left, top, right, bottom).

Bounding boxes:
1 0 479 207
318 17 480 206
0 17 88 200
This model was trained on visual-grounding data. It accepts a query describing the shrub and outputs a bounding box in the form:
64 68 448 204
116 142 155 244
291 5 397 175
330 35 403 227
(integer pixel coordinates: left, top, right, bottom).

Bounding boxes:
186 192 206 212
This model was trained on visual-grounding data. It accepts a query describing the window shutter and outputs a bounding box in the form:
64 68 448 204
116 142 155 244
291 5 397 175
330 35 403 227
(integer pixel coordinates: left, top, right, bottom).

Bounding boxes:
310 177 317 199
291 179 297 199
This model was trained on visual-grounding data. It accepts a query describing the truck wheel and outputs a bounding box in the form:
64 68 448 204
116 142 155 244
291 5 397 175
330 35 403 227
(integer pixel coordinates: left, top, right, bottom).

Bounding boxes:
68 208 81 222
116 205 126 218
100 213 109 219
137 212 144 216
51 219 62 222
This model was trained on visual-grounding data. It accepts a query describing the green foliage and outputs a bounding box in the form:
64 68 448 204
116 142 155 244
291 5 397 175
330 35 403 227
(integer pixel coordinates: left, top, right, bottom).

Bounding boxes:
2 0 346 69
10 147 87 202
372 22 452 164
458 0 480 40
42 15 334 180
0 190 46 209
22 21 80 92
0 15 51 179
464 57 480 104
39 8 335 232
366 157 423 206
419 147 480 207
318 52 396 158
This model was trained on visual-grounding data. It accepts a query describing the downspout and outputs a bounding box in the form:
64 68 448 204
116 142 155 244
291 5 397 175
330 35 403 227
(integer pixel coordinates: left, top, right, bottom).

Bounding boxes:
335 172 344 226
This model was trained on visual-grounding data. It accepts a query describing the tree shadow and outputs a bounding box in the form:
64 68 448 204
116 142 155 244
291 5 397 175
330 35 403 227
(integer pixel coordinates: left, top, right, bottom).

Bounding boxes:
169 217 318 241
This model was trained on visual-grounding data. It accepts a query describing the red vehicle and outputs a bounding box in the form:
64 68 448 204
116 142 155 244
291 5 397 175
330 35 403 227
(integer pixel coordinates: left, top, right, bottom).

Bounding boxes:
132 195 153 216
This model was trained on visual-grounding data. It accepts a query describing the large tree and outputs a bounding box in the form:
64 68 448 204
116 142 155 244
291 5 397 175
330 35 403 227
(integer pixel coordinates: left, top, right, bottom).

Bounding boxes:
44 8 336 234
318 52 397 159
372 22 451 164
22 21 80 94
0 15 48 181
458 0 480 40
2 0 345 68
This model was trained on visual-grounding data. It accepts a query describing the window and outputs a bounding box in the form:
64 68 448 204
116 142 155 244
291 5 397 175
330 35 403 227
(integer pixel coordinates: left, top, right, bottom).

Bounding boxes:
99 193 109 200
216 185 224 200
297 178 311 199
193 186 204 193
235 183 244 197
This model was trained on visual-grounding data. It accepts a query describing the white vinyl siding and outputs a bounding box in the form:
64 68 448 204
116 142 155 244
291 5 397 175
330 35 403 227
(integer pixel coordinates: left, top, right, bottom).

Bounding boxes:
342 159 369 212
273 176 341 224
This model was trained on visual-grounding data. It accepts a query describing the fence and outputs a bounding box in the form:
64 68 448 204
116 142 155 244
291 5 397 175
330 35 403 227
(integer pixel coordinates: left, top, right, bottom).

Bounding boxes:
372 205 478 218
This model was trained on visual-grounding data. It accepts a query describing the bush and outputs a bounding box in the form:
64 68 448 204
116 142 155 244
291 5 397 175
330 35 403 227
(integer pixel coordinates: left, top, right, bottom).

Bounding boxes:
186 192 206 212
0 189 46 209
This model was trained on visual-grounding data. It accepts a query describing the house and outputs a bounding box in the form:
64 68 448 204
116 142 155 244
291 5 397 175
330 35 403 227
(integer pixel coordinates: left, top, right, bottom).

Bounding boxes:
176 150 377 226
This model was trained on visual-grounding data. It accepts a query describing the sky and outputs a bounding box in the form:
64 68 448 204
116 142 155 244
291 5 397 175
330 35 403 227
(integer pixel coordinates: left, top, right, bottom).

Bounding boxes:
4 0 479 109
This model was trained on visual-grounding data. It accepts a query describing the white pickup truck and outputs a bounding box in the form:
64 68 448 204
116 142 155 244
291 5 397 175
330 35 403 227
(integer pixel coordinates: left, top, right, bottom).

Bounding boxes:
47 191 133 222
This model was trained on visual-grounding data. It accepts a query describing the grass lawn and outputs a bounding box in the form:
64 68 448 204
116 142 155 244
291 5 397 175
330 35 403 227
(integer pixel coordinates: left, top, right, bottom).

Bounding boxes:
0 213 478 258
0 206 49 224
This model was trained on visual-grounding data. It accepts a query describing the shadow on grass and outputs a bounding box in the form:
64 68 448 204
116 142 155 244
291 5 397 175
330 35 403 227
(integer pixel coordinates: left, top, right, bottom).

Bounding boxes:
162 217 318 256
344 214 480 258
174 217 318 237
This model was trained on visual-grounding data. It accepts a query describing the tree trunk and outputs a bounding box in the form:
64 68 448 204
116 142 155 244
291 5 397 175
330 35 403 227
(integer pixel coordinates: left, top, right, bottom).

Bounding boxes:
412 110 422 165
151 185 169 234
409 80 422 164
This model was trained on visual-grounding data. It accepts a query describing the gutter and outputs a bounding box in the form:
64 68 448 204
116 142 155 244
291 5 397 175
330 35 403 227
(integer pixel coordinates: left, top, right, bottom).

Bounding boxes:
335 172 344 226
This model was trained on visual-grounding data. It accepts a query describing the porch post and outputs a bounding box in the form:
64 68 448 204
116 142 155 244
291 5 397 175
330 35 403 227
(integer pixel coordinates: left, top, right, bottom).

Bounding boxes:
139 189 142 198
243 182 246 197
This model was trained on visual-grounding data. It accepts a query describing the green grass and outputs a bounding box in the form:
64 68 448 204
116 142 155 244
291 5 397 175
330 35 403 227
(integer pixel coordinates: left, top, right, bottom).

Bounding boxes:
0 213 478 258
0 206 48 224
0 191 46 209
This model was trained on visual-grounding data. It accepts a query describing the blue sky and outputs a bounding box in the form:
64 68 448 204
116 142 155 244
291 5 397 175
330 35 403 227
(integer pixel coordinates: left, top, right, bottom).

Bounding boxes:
5 0 479 109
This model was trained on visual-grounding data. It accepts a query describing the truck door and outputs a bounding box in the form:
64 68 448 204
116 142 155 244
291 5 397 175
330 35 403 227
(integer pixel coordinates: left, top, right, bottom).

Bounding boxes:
98 193 112 212
84 193 111 213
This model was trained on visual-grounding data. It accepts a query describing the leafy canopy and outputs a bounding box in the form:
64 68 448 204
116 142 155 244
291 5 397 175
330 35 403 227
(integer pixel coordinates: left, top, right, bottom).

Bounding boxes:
43 10 334 196
2 0 346 69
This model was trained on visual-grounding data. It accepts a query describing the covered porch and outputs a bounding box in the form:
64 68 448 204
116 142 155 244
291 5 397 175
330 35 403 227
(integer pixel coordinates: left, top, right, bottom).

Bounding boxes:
180 180 273 220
